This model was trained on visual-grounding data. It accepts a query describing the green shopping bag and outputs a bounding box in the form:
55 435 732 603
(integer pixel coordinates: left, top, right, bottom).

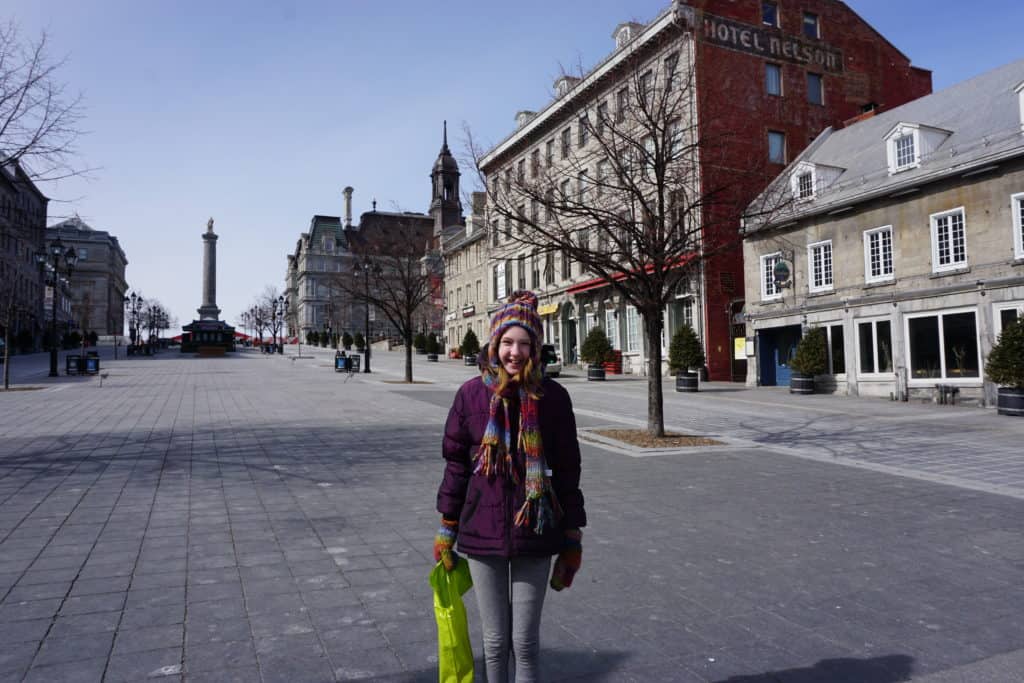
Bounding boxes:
430 559 474 683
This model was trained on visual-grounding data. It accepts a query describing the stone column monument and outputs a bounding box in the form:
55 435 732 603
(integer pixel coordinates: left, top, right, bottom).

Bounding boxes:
181 217 235 354
197 217 222 320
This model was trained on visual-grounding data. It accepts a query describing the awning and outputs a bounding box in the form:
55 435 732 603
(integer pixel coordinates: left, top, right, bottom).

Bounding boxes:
566 254 697 295
537 303 559 316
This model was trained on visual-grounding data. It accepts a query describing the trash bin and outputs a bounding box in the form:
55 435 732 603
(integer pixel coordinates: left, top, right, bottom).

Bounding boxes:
335 356 347 372
84 356 100 375
66 355 81 375
350 355 361 373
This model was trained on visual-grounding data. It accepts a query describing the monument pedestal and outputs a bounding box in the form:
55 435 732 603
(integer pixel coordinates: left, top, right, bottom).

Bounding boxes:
181 319 235 353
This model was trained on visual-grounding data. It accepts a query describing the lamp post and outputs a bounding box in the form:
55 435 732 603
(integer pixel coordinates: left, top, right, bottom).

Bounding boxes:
124 292 144 355
274 295 287 354
35 239 78 377
354 260 379 374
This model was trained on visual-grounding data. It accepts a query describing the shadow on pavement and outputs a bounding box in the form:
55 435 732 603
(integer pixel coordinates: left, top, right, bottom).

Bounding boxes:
715 653 914 683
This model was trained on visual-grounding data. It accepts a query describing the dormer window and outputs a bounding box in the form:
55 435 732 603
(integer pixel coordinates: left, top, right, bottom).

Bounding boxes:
894 134 915 170
322 237 333 252
553 76 579 98
616 26 632 48
885 122 951 175
613 22 643 50
790 163 816 200
1015 81 1024 132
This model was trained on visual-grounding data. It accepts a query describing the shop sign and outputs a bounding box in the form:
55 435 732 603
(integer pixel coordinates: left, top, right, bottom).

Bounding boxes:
462 305 476 318
701 12 844 73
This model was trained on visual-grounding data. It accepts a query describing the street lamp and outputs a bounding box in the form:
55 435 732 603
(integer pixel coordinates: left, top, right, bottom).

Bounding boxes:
274 295 287 354
124 292 144 355
353 259 380 373
35 239 78 377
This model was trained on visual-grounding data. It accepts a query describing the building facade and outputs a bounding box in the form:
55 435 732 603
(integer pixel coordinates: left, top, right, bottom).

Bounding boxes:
477 0 930 377
45 216 128 338
441 194 490 353
0 162 49 353
743 59 1024 405
286 214 351 341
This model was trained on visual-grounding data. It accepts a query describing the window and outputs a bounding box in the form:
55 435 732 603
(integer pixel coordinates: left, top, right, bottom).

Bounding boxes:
760 252 783 300
1012 192 1024 259
530 149 540 178
531 251 540 289
906 309 980 381
768 131 786 164
561 128 571 158
530 199 539 224
578 115 589 147
762 1 778 27
665 52 680 92
827 324 845 375
516 205 526 234
560 178 571 205
808 240 833 292
577 171 588 202
77 247 89 260
856 319 893 375
585 311 597 335
864 226 894 283
517 256 526 290
491 220 499 247
476 280 481 302
931 207 967 272
802 12 819 39
504 259 514 297
894 135 915 170
561 250 571 280
545 140 554 166
494 264 504 300
616 87 629 122
625 306 640 352
596 101 608 135
504 218 513 242
765 63 782 96
994 302 1024 337
796 171 814 199
322 237 333 252
638 71 652 107
504 169 512 193
544 252 555 285
806 73 823 105
596 159 609 196
516 159 525 181
606 309 619 349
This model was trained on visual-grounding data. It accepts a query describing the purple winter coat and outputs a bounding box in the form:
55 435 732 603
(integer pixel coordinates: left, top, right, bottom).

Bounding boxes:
436 376 586 558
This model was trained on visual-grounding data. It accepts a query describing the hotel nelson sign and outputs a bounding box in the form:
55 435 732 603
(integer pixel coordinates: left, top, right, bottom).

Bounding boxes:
699 12 843 73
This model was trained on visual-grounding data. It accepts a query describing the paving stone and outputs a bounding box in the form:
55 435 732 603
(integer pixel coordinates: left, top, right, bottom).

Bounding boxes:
48 611 121 639
33 632 115 667
112 623 183 655
184 617 252 646
21 656 107 683
0 640 37 675
185 638 257 673
104 647 182 682
59 592 126 616
0 597 62 621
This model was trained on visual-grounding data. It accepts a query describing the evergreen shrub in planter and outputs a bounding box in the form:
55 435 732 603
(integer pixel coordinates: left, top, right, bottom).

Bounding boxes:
580 327 612 381
354 332 365 351
342 332 353 350
668 325 705 393
985 317 1024 416
790 327 827 394
414 332 427 354
461 328 481 366
426 332 439 361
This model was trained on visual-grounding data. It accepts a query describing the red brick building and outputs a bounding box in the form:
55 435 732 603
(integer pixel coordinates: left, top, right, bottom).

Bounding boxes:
690 0 932 379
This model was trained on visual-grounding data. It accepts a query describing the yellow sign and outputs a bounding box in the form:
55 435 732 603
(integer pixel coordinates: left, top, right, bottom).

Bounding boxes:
537 303 559 316
734 337 746 361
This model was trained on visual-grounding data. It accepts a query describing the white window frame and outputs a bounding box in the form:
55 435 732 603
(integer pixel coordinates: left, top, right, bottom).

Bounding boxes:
854 316 894 379
807 240 833 293
863 225 894 284
993 301 1024 338
760 252 783 301
606 309 619 349
625 306 640 352
886 125 921 174
824 322 846 377
904 306 982 386
1011 192 1024 259
930 206 968 273
790 163 816 200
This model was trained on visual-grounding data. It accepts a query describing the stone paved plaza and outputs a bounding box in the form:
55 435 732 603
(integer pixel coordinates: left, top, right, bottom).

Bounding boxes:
1 347 1023 682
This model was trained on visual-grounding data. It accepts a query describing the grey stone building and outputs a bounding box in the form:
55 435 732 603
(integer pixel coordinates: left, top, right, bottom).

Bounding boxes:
0 161 49 352
441 192 489 353
45 216 128 338
743 58 1024 405
286 214 350 342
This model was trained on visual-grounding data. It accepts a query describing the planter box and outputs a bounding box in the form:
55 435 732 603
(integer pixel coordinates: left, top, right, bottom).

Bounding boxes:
790 372 814 395
587 365 606 381
675 372 698 392
427 353 438 362
996 387 1024 416
464 354 478 366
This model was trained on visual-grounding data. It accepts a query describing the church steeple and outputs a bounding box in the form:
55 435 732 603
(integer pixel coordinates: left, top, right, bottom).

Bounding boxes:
430 120 463 237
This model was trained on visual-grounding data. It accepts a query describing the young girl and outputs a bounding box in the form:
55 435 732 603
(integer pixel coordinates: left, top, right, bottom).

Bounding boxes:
435 290 586 682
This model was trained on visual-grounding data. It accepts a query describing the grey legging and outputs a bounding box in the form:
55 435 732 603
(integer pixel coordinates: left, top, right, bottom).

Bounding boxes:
466 554 552 683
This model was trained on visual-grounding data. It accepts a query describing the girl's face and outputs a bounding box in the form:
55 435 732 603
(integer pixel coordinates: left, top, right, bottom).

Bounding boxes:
498 326 532 377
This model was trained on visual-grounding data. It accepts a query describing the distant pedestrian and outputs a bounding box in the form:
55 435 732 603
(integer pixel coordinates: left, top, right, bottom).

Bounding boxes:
434 290 586 683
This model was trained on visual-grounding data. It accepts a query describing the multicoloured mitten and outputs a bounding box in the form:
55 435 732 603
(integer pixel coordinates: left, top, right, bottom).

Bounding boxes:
549 528 582 591
433 518 459 572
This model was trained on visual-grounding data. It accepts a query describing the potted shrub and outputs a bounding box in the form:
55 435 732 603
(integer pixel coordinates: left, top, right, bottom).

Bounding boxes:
426 332 440 361
354 331 365 352
461 329 480 366
789 327 828 394
668 325 705 393
414 332 427 355
342 332 353 350
985 317 1024 416
580 327 612 381
308 330 319 347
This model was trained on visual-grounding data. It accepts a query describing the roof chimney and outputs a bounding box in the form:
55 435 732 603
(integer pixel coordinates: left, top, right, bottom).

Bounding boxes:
343 186 353 227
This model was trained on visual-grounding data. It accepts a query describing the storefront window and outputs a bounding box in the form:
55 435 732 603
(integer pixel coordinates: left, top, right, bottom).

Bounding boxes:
858 319 892 375
829 324 844 375
907 310 978 380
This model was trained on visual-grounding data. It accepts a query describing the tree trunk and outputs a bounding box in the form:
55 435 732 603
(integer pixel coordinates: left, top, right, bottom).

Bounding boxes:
644 313 665 437
404 328 414 383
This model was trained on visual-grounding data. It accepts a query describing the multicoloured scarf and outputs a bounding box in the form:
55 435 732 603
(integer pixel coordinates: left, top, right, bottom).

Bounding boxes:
474 373 561 535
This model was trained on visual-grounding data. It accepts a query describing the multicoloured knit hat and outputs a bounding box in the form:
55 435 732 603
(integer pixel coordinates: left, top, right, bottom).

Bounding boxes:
487 290 542 367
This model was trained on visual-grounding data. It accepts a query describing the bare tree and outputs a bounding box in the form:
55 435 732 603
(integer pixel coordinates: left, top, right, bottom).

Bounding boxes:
332 217 438 383
468 39 789 436
1 21 88 182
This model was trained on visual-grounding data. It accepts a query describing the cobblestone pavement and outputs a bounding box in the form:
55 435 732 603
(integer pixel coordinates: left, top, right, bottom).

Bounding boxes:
0 347 1022 681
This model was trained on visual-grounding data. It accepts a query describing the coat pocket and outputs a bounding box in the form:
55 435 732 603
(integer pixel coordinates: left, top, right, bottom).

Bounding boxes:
459 476 504 544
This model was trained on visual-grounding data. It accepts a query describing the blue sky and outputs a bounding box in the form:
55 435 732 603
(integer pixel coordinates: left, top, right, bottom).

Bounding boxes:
8 0 1022 330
